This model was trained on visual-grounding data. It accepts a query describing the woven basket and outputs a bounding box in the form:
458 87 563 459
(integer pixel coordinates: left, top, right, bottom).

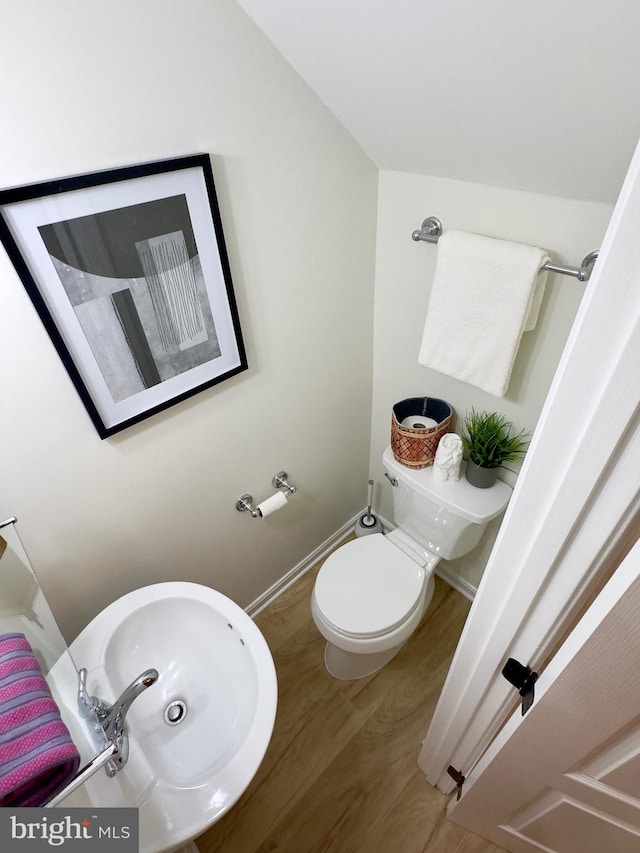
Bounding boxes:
390 397 452 469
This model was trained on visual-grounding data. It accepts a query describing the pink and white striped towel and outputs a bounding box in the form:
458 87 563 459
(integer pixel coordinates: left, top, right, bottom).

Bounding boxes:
0 632 80 806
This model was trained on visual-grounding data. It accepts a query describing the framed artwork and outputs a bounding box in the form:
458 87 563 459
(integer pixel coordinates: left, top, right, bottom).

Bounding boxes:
0 154 247 438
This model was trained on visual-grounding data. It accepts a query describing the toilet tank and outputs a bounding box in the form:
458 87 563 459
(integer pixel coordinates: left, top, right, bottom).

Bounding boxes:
382 446 512 560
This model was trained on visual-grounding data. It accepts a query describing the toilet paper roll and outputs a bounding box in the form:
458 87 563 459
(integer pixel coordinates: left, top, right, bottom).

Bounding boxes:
400 415 438 430
257 491 288 517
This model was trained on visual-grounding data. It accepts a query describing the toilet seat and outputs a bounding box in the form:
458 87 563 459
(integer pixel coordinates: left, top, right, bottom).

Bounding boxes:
314 534 426 639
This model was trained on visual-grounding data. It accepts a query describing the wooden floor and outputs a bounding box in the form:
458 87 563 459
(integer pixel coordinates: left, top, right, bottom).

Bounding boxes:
196 553 507 853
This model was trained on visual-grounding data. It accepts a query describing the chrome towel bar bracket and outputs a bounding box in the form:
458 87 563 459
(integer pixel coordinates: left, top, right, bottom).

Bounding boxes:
411 216 599 282
411 216 443 243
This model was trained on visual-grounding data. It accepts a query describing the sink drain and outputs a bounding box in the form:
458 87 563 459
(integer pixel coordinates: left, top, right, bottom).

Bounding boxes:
164 699 187 726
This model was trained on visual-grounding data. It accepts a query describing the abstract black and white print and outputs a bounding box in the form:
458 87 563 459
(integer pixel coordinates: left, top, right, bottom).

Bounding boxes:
38 194 221 403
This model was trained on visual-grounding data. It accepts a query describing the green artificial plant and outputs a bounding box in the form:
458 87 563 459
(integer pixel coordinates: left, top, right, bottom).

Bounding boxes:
461 408 530 471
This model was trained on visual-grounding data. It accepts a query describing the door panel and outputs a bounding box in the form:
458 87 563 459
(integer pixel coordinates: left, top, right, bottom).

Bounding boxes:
505 793 640 853
582 723 640 798
447 538 640 852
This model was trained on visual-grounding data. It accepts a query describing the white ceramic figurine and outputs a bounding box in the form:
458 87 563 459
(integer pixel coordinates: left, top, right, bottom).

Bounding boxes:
433 433 463 482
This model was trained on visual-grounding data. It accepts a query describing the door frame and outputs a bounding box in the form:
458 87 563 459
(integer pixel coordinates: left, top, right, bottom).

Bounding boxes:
419 138 640 794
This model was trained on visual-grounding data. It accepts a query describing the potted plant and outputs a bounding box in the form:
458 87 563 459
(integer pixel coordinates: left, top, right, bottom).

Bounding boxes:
461 409 529 488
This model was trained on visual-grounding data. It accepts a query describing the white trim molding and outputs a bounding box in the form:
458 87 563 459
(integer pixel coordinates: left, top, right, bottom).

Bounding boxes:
419 138 640 794
245 512 395 619
245 509 478 623
434 562 477 602
245 512 364 618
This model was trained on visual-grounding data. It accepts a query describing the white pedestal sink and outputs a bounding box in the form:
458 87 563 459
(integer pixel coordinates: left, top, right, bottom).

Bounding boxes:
59 582 277 853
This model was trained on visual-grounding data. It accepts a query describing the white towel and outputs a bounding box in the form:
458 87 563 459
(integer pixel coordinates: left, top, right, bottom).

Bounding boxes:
418 231 550 397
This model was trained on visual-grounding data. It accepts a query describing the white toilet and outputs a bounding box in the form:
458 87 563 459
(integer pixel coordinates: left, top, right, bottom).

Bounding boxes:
311 445 512 680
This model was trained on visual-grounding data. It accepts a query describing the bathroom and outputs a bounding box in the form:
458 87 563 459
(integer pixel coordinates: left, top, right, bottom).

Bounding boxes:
0 0 637 850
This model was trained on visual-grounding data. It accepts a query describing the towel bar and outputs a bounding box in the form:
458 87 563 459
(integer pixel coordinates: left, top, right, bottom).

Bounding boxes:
411 217 599 282
43 744 118 807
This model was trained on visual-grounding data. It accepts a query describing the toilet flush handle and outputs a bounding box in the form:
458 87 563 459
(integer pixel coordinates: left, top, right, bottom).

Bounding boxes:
384 473 398 487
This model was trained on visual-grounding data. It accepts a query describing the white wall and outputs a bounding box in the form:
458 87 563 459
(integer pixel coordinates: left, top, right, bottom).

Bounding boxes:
0 1 618 639
371 171 613 592
0 0 378 640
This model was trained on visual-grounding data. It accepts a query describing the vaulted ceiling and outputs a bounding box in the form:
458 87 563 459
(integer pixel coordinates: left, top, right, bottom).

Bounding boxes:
236 1 640 204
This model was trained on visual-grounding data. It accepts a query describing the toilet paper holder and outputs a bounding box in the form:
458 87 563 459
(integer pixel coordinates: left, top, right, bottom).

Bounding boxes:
271 471 297 496
236 471 298 517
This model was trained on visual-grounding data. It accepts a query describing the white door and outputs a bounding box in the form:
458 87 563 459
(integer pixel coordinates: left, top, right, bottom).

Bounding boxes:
448 535 640 853
419 136 640 793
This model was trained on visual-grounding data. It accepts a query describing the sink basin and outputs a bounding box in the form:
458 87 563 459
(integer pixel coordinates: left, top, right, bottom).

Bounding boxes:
61 582 277 853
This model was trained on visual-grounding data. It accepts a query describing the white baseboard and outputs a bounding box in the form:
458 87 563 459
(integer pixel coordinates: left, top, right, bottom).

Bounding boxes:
244 511 475 620
434 562 477 601
245 512 362 618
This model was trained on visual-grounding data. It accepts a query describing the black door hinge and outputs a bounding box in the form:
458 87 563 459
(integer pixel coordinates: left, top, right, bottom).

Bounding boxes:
502 657 538 715
447 765 466 800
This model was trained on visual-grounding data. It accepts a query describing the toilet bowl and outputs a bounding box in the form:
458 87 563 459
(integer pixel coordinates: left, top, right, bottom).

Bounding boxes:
312 532 439 679
311 445 512 680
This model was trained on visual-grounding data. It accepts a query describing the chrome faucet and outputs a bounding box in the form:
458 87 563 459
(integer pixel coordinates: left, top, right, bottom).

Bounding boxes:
77 667 159 776
101 669 159 741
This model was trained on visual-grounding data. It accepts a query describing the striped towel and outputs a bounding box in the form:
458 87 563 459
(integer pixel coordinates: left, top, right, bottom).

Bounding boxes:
0 632 80 806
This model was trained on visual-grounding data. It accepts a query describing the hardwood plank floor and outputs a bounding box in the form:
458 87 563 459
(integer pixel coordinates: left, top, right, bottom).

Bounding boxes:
196 552 507 853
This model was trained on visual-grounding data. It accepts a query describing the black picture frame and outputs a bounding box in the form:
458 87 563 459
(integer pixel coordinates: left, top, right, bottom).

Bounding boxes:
0 154 247 438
